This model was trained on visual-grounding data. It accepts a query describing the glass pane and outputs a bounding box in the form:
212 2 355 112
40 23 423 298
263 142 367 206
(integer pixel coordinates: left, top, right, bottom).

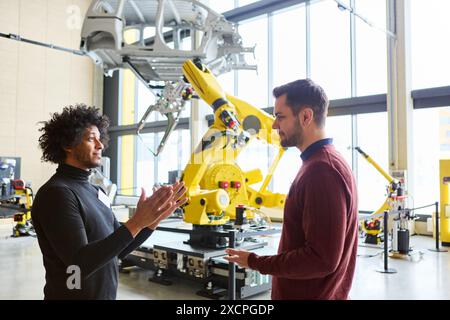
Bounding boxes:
236 138 269 190
356 112 389 212
135 129 191 194
136 80 157 122
180 129 192 170
123 28 139 45
207 0 236 13
157 131 179 184
326 115 353 167
355 0 387 96
180 35 192 51
413 107 450 215
271 115 353 195
218 71 235 96
310 0 351 99
411 0 450 89
180 100 191 118
119 69 137 125
118 135 137 195
272 147 301 194
136 132 155 195
237 16 268 109
272 5 307 93
143 27 155 39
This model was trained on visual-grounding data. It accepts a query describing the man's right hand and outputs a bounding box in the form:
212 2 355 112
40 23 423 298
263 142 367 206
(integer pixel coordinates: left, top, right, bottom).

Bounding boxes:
125 182 186 237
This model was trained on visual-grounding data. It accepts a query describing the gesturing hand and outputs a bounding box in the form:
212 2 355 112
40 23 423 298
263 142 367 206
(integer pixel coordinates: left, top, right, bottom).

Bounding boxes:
125 181 187 236
147 180 187 230
223 248 252 269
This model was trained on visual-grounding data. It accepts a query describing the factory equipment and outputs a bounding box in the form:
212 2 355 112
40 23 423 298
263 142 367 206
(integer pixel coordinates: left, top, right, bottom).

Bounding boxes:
356 147 413 255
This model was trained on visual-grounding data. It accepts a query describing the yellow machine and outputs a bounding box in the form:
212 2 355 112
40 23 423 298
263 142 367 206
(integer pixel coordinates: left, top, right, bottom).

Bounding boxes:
180 59 286 229
355 147 400 246
11 180 34 237
355 147 402 217
356 147 412 254
360 218 382 245
355 147 396 245
0 178 35 237
439 159 450 246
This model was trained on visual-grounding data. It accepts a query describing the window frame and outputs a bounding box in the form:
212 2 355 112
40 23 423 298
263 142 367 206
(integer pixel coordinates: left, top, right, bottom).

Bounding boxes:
104 0 450 202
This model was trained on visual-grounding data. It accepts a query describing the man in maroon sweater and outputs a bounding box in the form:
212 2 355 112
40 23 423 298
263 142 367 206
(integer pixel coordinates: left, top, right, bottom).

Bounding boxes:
225 79 358 300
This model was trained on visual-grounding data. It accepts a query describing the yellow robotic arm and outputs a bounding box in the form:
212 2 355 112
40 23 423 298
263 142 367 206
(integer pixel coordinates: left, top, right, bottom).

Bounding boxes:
181 59 285 226
355 147 400 216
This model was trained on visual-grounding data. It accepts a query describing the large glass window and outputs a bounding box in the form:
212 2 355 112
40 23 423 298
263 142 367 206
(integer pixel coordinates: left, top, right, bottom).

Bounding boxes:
118 76 192 196
413 107 450 215
355 0 387 96
356 112 389 212
117 135 137 195
272 147 301 195
134 129 192 196
326 115 353 167
261 114 354 196
237 16 269 109
262 114 354 196
179 129 192 170
310 0 351 99
156 131 179 184
112 0 450 217
157 130 191 184
236 139 270 191
118 70 137 126
411 0 450 90
136 133 156 195
136 80 157 122
272 5 307 91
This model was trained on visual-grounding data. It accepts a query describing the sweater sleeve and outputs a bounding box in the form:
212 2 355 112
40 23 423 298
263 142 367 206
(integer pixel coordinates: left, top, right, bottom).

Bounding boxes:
113 217 154 259
33 186 136 280
248 164 348 279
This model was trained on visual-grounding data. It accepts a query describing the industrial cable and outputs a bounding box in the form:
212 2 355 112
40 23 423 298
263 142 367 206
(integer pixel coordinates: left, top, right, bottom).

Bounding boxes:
403 203 437 212
0 32 86 55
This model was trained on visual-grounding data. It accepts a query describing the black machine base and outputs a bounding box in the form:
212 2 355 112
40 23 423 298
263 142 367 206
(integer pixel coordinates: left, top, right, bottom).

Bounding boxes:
185 225 228 249
149 269 173 286
365 234 382 245
196 287 228 300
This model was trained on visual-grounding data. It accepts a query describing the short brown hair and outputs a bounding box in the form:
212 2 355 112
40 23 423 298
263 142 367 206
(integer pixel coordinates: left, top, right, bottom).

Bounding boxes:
273 79 329 127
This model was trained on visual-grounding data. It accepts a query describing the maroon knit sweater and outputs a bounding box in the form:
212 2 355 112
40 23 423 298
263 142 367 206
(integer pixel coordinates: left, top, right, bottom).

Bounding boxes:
248 141 358 300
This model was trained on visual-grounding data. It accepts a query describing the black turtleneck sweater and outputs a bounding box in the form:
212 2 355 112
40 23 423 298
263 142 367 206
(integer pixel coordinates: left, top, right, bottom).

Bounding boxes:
31 163 153 300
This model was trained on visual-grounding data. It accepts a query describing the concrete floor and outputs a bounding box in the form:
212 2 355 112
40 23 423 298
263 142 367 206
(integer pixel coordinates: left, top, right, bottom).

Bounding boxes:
1 218 450 300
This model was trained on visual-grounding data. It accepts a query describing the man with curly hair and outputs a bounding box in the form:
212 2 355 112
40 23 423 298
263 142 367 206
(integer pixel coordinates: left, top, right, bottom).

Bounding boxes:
32 104 187 300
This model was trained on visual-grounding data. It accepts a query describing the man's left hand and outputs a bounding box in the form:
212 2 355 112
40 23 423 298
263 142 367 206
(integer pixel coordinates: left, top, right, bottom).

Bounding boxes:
224 248 253 269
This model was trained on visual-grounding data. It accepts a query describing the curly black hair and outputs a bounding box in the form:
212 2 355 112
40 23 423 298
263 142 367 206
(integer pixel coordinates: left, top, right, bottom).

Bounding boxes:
38 104 110 164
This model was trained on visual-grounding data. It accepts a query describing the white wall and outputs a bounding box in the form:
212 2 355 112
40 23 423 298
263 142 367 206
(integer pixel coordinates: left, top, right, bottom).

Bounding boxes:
0 0 96 190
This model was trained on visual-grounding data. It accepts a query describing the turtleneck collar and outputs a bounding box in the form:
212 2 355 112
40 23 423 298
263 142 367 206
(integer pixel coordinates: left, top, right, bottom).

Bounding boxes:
56 163 91 181
300 138 333 161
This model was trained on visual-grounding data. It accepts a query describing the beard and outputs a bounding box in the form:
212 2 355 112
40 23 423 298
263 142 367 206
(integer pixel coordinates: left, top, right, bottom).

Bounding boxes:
73 150 101 169
280 118 303 148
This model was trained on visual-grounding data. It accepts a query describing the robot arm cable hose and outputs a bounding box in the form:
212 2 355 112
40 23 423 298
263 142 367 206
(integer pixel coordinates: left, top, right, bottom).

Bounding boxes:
355 147 394 184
